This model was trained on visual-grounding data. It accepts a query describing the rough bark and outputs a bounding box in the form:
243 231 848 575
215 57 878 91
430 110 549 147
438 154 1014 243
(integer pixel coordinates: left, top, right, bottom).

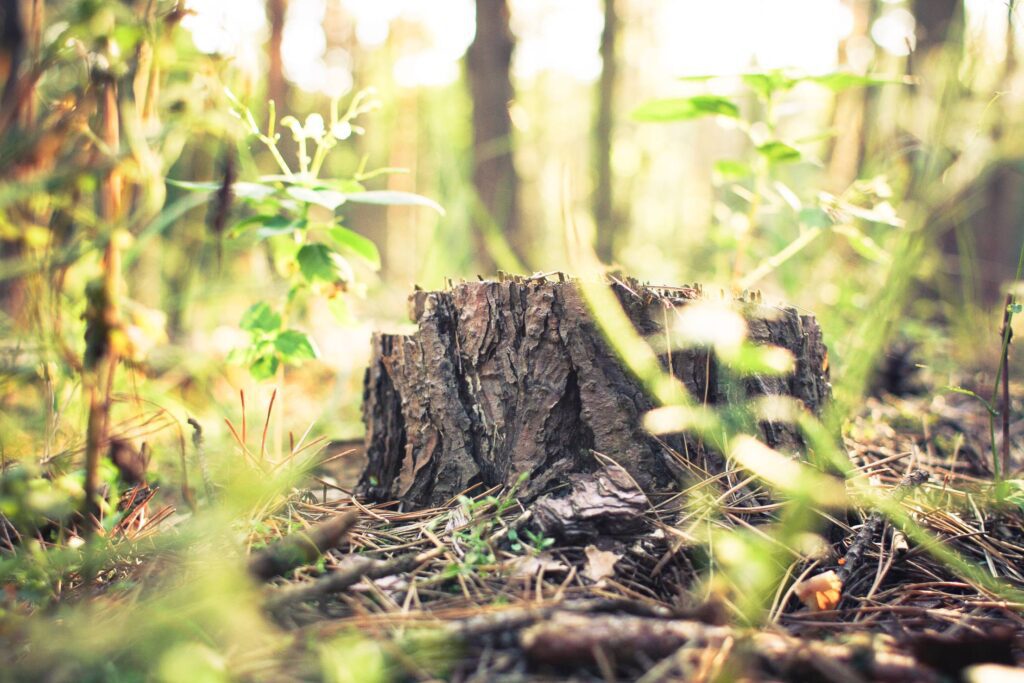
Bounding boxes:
359 278 830 509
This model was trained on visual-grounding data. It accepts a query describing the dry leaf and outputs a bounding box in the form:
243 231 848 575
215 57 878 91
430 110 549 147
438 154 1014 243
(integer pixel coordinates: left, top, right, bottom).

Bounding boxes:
505 552 569 578
583 545 622 583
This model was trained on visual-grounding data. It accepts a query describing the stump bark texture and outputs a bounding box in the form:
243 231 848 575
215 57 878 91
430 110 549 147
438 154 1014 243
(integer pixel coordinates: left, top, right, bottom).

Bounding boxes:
358 278 830 509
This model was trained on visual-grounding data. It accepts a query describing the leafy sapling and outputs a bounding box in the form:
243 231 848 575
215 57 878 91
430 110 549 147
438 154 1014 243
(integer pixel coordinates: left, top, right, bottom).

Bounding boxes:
173 88 443 379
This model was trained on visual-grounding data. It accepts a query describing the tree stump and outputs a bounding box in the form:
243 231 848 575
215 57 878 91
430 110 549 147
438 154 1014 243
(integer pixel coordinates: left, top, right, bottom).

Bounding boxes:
358 276 830 509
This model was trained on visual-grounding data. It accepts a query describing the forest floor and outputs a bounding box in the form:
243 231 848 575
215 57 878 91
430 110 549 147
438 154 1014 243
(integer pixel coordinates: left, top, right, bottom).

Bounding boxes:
4 376 1024 681
247 380 1024 682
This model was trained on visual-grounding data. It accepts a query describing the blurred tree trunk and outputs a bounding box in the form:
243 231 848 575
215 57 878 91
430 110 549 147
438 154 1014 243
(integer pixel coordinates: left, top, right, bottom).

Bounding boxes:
593 0 618 263
919 0 1024 306
466 0 522 270
266 0 288 110
825 0 874 191
0 0 36 326
911 0 962 59
966 2 1023 306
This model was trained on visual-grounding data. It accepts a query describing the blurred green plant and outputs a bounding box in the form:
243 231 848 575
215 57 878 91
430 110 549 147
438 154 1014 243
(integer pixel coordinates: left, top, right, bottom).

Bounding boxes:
172 88 443 381
633 69 910 291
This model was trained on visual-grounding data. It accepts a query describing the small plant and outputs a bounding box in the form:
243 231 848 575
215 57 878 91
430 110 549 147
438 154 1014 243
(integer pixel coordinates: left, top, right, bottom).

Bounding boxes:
174 89 444 380
507 527 554 555
946 240 1023 483
442 473 527 576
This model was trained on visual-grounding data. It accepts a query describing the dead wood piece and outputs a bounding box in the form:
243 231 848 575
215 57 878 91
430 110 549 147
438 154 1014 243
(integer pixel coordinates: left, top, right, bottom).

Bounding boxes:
248 510 358 581
265 547 439 611
522 612 727 665
520 612 939 682
533 466 649 542
358 278 831 509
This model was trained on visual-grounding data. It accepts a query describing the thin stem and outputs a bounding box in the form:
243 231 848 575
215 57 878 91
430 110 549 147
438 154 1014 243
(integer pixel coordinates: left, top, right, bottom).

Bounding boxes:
990 241 1024 479
259 133 293 177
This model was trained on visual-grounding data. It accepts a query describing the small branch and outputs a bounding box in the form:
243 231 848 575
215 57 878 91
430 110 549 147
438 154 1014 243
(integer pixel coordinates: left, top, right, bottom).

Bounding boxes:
264 546 442 611
249 510 359 581
836 469 928 586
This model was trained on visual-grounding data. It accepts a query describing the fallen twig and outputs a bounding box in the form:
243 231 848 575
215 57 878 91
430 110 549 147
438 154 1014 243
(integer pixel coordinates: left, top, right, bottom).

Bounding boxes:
249 510 359 581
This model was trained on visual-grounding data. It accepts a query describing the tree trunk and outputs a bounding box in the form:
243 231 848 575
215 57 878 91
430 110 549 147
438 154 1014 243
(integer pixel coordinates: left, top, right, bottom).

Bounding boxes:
911 0 962 58
266 0 288 111
825 0 874 191
358 278 830 509
593 0 618 262
466 0 522 269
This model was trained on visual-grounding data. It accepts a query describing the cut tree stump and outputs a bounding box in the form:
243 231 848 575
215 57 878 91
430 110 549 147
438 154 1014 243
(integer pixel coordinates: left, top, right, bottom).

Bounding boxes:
358 276 830 509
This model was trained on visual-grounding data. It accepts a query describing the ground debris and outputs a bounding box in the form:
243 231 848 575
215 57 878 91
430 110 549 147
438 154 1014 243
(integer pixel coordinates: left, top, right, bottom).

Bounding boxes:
533 465 650 543
257 384 1024 681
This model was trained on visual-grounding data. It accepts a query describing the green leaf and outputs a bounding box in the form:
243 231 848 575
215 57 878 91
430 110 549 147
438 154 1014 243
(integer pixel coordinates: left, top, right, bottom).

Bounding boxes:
249 354 279 380
274 330 319 363
328 225 381 270
756 141 802 164
321 179 366 194
239 303 281 334
943 386 997 416
297 243 352 284
832 224 891 264
341 191 445 215
167 179 276 201
229 214 306 239
799 207 832 229
286 186 346 211
725 343 795 377
807 72 912 91
713 159 752 180
1010 303 1023 315
631 96 740 122
741 71 797 99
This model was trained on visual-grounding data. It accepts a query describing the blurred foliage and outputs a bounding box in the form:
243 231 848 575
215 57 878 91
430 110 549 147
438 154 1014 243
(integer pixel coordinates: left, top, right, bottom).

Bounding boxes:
0 0 1022 679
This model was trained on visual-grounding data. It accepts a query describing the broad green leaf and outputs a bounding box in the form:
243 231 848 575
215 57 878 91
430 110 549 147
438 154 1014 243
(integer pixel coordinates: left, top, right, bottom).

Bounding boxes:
274 330 319 362
229 214 306 239
239 302 281 334
756 141 802 164
328 225 381 270
799 207 832 229
841 201 905 228
228 183 279 200
808 72 912 91
322 179 366 194
341 190 445 215
631 96 740 122
297 243 352 284
741 71 797 99
713 159 752 180
265 176 366 194
833 224 891 264
249 354 279 380
167 179 276 201
226 347 251 365
286 186 346 211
